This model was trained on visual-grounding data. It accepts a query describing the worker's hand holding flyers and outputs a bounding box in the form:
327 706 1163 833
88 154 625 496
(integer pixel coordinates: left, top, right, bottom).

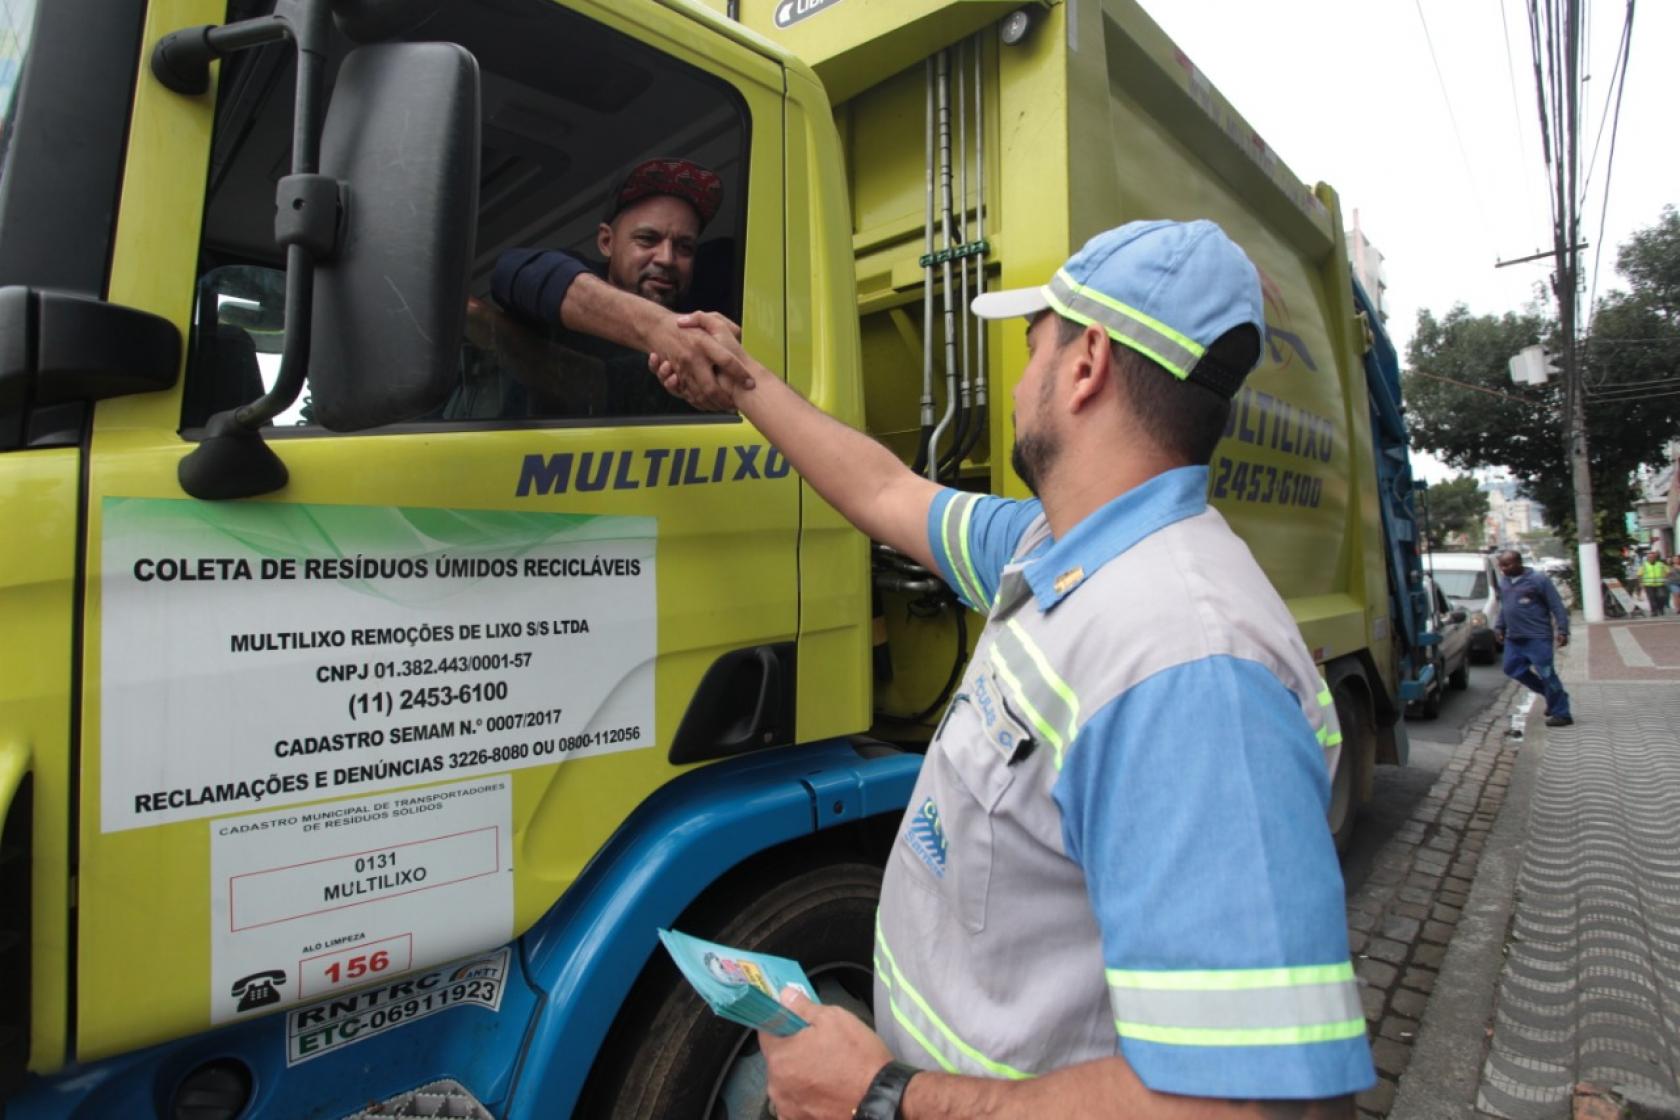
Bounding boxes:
657 928 817 1036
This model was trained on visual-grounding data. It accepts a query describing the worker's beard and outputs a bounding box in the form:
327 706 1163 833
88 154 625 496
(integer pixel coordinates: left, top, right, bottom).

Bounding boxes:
1010 426 1060 498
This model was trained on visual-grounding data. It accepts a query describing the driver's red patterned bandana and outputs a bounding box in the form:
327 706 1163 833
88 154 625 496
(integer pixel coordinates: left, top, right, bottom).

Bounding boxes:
611 157 723 228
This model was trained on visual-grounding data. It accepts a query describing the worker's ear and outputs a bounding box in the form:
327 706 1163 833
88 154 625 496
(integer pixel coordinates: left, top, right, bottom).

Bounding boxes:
1066 324 1112 414
596 221 615 259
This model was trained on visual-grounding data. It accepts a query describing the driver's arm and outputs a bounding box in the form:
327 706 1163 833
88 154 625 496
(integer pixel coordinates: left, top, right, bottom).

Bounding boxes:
490 248 731 410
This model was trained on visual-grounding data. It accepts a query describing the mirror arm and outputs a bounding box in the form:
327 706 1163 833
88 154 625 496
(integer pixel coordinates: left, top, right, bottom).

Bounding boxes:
151 17 292 96
233 245 315 429
229 0 333 430
170 0 335 500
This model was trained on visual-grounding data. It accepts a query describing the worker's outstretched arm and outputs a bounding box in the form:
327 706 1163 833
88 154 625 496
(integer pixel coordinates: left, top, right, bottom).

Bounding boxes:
652 311 943 572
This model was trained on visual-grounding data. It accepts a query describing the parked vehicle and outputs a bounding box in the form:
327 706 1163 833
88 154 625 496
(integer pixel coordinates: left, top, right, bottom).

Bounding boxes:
1408 576 1472 719
1425 551 1502 663
0 0 1431 1114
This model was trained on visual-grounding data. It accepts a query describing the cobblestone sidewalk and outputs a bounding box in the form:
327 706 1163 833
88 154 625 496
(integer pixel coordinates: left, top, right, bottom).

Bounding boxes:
1348 681 1522 1118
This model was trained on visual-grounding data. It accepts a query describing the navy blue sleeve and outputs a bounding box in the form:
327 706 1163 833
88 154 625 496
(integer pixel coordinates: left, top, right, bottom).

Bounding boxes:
491 249 593 326
1544 577 1569 636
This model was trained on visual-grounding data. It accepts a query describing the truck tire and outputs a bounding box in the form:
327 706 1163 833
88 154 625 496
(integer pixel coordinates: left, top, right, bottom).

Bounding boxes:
1418 677 1442 720
1328 684 1372 853
1447 661 1470 691
580 860 883 1120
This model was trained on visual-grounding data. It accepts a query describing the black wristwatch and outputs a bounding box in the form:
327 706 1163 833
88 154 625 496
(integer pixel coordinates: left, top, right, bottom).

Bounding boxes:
852 1060 920 1120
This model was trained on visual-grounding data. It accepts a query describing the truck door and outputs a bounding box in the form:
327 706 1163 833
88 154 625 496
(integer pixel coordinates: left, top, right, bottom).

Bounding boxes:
75 0 791 1058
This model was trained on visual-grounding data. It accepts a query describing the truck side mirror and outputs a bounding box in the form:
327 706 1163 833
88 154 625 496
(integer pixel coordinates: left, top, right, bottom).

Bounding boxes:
307 42 480 431
161 2 480 498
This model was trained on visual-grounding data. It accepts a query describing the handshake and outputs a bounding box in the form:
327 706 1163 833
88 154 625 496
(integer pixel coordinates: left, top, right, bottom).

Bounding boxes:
646 310 762 412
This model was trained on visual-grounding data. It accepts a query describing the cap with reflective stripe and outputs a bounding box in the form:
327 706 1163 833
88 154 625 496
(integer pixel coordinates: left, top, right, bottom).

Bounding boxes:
971 220 1264 396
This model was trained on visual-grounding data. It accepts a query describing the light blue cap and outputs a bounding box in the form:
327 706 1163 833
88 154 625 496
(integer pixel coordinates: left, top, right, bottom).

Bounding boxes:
971 219 1264 393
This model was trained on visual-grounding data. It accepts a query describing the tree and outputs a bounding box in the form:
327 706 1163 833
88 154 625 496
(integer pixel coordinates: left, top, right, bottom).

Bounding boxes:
1418 474 1487 548
1402 207 1680 573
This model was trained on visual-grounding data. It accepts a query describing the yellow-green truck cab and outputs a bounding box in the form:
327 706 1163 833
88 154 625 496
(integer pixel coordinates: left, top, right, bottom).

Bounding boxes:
0 1 1425 1116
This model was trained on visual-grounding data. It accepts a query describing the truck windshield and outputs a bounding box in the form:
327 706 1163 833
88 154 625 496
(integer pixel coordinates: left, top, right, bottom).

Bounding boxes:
0 0 40 184
1431 569 1487 602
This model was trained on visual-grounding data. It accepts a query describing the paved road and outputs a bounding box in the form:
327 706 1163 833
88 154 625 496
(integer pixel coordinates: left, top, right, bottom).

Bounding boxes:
1342 660 1509 893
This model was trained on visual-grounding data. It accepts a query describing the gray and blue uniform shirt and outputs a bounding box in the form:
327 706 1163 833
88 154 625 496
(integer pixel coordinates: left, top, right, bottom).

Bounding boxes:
874 466 1374 1099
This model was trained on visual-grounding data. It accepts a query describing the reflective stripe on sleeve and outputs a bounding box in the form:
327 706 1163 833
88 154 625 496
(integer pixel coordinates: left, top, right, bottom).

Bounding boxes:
875 921 1034 1080
939 492 990 611
1107 962 1365 1048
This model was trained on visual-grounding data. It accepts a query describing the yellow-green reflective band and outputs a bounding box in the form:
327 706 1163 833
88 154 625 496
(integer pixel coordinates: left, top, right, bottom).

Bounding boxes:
1042 287 1191 382
956 495 990 610
1317 687 1333 708
988 647 1065 768
875 924 1033 1080
887 1001 959 1074
940 494 986 610
1106 962 1355 991
1115 1018 1368 1047
1316 726 1343 747
1005 619 1081 732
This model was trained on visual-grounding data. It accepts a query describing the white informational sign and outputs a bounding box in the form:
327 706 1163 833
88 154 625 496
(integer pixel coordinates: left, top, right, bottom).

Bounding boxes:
209 775 513 1025
100 498 656 832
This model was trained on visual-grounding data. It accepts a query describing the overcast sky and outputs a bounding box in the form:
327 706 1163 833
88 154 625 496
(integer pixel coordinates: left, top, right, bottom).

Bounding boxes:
1140 0 1677 483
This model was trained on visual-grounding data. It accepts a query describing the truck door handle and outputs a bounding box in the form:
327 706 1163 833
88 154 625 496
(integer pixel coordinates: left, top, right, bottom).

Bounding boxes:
668 643 796 765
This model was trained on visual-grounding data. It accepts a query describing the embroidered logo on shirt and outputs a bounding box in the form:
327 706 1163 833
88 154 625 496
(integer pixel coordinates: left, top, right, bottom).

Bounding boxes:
974 674 1033 763
903 797 947 877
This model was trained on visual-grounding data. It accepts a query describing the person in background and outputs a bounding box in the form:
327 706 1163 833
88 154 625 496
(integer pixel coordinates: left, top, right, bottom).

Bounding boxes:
1493 549 1573 727
1639 551 1671 617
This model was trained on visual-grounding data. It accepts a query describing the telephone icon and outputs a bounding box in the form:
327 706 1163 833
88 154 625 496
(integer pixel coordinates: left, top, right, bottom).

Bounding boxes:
230 969 288 1012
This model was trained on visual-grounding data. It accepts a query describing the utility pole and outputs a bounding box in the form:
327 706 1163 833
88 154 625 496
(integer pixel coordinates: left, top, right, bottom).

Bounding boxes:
1542 0 1604 622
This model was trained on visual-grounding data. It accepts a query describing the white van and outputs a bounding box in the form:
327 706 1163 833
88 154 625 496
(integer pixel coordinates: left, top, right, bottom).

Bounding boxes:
1423 551 1502 662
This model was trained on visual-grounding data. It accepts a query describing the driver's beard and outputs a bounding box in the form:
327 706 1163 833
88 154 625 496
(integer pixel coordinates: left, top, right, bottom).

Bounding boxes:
639 269 681 308
1011 427 1060 498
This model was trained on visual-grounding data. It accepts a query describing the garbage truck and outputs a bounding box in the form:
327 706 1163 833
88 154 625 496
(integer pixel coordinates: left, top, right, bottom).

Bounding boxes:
0 0 1431 1114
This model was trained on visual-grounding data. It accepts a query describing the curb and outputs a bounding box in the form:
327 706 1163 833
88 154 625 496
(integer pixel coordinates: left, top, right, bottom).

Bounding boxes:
1388 686 1540 1119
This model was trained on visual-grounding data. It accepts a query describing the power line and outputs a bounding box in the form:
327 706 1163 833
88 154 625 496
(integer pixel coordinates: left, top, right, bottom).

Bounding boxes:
1500 0 1547 240
1586 386 1680 403
1586 0 1635 324
1577 0 1629 208
1412 0 1494 237
1527 0 1559 235
1409 369 1542 405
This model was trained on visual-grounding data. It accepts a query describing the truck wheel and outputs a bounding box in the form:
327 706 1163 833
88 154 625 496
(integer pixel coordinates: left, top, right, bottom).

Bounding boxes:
1418 678 1442 720
1328 685 1371 853
580 861 882 1120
